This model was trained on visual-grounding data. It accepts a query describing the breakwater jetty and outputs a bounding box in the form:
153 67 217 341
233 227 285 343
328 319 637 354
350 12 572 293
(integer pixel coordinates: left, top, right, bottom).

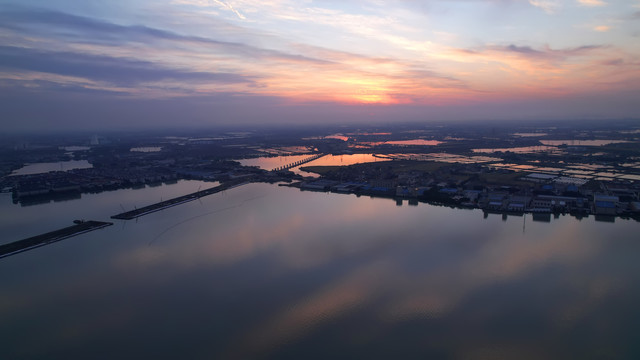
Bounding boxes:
111 181 249 220
0 220 113 259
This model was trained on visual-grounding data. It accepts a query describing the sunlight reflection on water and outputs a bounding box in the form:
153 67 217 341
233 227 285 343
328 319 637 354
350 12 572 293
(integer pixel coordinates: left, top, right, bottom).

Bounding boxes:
1 182 639 359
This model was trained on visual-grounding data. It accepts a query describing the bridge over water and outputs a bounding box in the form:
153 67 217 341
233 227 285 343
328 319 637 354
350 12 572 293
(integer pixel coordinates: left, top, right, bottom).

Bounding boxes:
272 153 325 172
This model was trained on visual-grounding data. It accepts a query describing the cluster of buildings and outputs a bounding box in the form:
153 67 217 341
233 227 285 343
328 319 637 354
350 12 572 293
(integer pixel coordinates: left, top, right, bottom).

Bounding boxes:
5 167 179 202
4 157 277 204
299 166 640 219
477 192 629 216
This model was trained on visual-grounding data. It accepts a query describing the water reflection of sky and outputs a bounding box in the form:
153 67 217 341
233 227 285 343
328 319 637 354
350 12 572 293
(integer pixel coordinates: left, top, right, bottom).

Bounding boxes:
11 160 93 175
60 146 91 151
239 153 390 175
473 139 634 155
472 146 558 154
130 146 162 152
513 132 549 137
1 183 640 358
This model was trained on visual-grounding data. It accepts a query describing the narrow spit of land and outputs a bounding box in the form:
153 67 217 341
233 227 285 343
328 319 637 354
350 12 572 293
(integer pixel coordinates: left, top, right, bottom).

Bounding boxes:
111 180 249 220
0 220 113 259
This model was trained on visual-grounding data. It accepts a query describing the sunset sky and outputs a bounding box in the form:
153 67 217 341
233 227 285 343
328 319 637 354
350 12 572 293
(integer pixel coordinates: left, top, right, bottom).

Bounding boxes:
1 0 639 130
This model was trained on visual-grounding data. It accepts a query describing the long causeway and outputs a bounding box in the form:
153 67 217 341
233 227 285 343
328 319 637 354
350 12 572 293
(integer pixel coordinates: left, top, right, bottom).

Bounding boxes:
0 220 113 259
111 181 248 220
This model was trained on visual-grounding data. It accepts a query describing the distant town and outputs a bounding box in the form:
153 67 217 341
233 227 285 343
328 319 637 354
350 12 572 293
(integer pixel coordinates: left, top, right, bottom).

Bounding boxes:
2 119 640 222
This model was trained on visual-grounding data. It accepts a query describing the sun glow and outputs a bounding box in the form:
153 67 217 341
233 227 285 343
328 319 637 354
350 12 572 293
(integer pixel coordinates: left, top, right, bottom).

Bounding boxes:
353 93 388 104
2 0 639 126
334 77 398 104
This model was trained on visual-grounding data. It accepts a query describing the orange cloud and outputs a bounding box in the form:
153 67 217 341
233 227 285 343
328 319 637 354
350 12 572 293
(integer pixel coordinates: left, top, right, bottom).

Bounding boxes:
578 0 607 7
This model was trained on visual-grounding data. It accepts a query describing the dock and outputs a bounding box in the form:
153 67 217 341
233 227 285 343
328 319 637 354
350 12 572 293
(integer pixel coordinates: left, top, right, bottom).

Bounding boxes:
0 220 113 259
111 180 249 220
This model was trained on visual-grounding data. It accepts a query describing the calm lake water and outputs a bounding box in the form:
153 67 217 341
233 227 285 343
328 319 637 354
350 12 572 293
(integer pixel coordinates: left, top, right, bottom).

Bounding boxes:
1 181 640 359
130 146 163 152
472 146 558 154
11 160 93 175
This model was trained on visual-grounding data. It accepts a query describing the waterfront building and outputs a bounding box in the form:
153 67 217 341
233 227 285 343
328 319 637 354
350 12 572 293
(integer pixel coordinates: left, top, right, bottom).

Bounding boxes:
594 194 619 215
